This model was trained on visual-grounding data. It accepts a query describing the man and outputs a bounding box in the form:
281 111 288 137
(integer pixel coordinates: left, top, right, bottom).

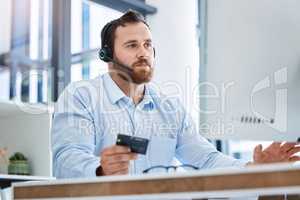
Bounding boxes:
51 10 300 178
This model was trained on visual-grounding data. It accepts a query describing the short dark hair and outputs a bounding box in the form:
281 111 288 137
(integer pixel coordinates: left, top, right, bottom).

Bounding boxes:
100 10 150 55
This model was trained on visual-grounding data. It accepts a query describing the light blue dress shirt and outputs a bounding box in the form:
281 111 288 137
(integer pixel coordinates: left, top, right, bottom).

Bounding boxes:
51 73 246 178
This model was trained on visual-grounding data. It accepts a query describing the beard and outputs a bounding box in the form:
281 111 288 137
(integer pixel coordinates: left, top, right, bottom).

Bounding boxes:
113 58 154 84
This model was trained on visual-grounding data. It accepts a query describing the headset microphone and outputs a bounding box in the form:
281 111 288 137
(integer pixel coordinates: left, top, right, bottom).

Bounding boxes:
99 48 133 74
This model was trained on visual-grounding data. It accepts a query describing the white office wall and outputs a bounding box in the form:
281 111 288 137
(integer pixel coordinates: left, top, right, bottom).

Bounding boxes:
0 114 52 176
146 0 200 123
0 0 11 54
0 69 10 101
0 102 52 176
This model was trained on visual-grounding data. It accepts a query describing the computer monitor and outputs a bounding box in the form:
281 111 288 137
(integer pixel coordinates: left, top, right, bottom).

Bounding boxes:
200 0 300 142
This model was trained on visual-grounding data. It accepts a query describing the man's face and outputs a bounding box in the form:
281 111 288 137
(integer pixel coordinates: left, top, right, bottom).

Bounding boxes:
112 22 155 84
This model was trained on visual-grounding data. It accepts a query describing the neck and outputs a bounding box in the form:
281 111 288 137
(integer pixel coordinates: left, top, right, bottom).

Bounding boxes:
109 72 145 105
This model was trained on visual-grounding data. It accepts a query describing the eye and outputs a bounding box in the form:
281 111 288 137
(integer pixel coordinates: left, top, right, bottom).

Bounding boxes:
127 43 138 48
144 42 152 48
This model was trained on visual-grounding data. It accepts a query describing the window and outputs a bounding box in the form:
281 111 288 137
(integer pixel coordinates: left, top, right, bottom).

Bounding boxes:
1 0 156 102
0 0 12 101
0 0 51 103
71 1 123 82
28 0 50 103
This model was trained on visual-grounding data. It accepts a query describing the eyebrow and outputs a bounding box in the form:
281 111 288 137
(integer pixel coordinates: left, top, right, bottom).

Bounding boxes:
123 39 152 46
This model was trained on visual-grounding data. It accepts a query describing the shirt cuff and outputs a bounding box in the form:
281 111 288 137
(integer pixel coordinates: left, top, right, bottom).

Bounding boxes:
84 156 101 177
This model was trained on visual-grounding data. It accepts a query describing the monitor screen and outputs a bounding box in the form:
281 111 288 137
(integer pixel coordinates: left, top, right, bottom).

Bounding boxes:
200 0 300 141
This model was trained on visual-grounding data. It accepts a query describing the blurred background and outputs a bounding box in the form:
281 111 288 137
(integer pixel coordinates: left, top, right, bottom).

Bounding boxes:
1 0 300 179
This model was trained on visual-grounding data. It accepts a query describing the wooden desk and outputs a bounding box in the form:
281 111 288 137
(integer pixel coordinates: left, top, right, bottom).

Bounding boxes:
12 164 300 199
0 174 52 189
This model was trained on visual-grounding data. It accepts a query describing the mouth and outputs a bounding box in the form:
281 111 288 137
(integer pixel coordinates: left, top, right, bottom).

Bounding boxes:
133 60 151 68
135 64 149 67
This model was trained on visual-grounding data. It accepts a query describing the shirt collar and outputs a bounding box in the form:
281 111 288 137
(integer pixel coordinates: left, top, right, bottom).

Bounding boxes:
103 73 126 104
141 85 155 110
103 73 155 110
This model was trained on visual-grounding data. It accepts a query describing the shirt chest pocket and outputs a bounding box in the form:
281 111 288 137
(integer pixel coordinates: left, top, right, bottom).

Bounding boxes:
147 135 177 167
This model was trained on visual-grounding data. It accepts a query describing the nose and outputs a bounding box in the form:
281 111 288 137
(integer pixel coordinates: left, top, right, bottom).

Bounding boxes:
136 45 151 59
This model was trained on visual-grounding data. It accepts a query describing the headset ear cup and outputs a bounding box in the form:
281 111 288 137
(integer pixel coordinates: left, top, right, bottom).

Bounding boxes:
99 47 111 62
99 48 107 62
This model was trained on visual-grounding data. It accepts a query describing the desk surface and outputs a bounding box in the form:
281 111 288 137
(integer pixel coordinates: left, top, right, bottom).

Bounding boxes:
0 174 53 189
12 163 300 199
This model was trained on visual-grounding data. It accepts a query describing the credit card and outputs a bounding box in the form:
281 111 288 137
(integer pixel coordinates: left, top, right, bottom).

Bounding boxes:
116 134 149 155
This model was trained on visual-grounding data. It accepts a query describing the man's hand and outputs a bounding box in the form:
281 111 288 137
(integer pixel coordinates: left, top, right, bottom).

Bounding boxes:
252 142 300 164
100 145 138 176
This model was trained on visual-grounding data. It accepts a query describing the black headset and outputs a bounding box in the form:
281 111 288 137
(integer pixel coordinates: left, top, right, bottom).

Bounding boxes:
99 46 113 62
99 21 155 63
99 22 115 62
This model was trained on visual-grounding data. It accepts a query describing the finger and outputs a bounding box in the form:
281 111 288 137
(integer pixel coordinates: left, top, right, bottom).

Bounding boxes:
101 160 130 175
103 164 130 175
287 147 300 157
103 153 138 164
280 142 297 152
107 161 130 173
289 155 300 162
113 168 129 175
102 145 131 155
102 145 131 156
267 142 282 150
111 165 130 175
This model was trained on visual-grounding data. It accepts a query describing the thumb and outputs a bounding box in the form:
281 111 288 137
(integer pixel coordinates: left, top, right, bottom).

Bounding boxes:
253 144 263 162
254 144 263 153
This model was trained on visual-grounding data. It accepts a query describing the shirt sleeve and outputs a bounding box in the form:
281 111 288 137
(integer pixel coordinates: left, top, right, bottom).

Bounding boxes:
175 107 247 169
51 83 100 178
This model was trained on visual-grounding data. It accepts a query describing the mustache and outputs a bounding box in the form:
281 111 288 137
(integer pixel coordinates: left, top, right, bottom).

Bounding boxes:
132 59 151 67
